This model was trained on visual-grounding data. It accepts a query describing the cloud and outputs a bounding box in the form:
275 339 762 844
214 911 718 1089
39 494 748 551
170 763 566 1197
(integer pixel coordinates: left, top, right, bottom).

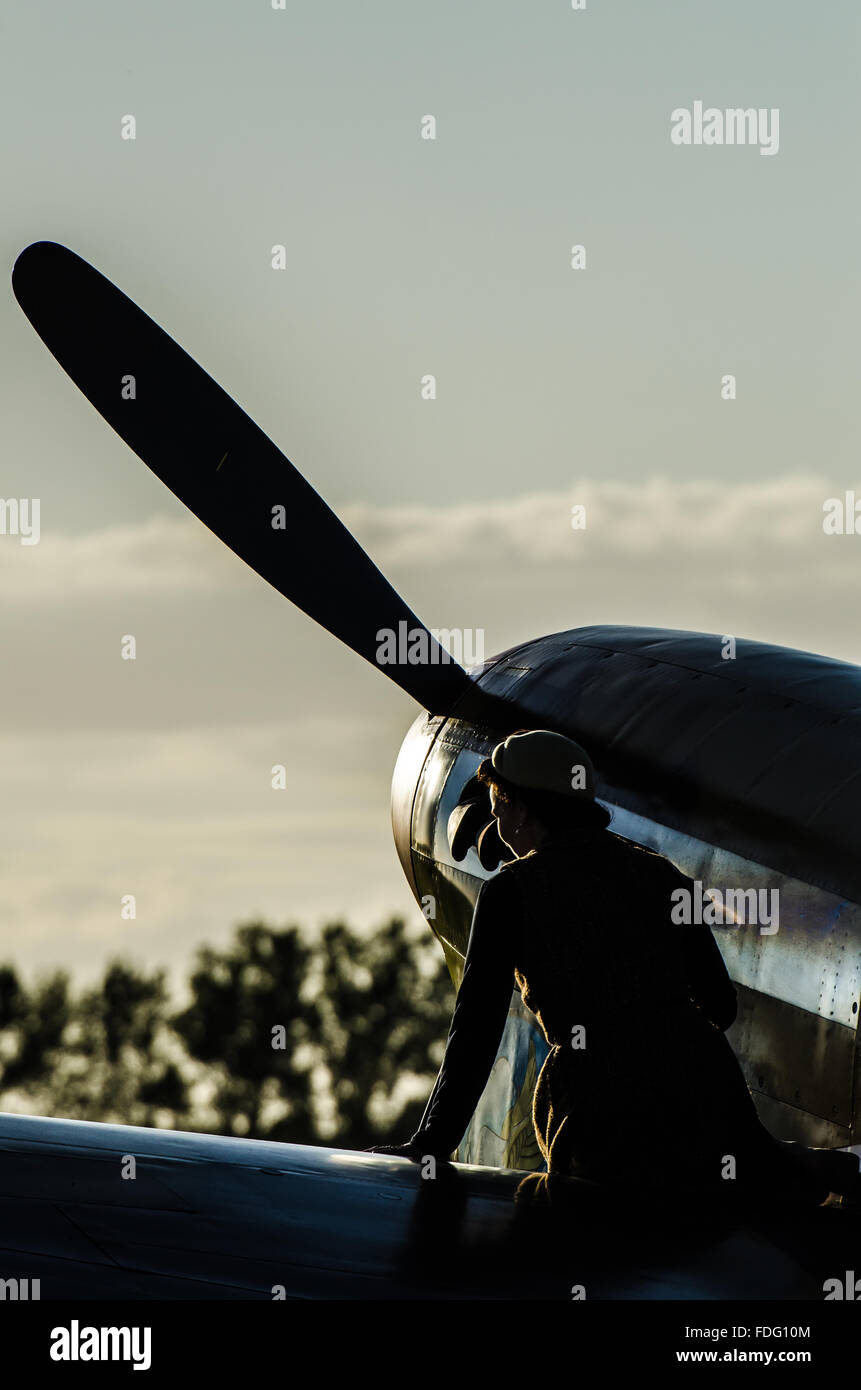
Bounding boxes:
1 473 853 608
2 473 860 981
341 475 861 664
0 515 240 602
344 474 848 570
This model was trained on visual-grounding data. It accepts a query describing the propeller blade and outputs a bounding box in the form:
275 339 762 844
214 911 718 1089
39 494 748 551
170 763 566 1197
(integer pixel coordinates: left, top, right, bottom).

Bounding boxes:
12 241 472 713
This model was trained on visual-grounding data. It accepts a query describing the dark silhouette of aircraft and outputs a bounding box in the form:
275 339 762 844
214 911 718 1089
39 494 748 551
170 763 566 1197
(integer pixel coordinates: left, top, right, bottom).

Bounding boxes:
4 241 859 1300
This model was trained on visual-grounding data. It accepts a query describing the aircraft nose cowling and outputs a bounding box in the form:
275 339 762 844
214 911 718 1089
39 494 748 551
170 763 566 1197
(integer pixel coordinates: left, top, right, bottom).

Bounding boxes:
390 711 441 903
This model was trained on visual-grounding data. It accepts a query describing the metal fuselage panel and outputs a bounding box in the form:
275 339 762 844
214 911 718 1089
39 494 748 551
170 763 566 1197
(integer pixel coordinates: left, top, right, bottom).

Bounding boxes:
390 627 861 1168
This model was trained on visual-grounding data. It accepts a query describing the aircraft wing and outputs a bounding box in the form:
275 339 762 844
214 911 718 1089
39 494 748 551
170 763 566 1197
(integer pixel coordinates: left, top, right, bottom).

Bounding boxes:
1 1113 857 1300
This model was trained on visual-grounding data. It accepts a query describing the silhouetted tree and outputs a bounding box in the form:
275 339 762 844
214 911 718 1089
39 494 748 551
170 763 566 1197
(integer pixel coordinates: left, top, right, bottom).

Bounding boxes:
49 961 189 1127
0 965 70 1095
0 916 457 1150
173 922 319 1140
312 917 453 1149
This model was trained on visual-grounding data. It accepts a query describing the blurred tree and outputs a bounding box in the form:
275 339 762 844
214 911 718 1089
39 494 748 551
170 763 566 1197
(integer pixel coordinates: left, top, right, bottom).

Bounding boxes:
0 916 457 1151
311 917 454 1150
0 965 70 1095
49 961 189 1128
173 922 319 1141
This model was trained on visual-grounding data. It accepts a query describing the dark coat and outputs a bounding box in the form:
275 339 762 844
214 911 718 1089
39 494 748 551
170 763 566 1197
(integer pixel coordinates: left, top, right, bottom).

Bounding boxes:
411 827 801 1191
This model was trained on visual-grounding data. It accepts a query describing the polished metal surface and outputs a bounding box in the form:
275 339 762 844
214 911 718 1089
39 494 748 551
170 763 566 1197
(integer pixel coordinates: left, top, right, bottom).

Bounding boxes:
475 626 861 907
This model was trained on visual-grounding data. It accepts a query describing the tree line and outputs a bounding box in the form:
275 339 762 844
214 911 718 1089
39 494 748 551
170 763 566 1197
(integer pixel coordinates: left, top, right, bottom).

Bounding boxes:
0 918 454 1149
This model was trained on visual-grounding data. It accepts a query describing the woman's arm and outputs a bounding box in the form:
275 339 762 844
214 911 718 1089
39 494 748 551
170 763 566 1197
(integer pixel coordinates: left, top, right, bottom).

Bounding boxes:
407 870 518 1160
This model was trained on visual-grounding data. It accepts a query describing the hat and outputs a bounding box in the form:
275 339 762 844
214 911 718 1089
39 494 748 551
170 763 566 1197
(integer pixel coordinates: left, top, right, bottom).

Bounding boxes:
490 729 597 801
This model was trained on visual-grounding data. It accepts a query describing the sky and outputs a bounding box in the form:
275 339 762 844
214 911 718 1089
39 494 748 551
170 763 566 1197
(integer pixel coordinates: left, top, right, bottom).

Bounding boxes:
1 0 860 983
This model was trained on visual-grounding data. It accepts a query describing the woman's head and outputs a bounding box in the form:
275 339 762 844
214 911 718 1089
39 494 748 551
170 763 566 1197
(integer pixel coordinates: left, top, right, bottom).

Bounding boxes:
477 729 611 856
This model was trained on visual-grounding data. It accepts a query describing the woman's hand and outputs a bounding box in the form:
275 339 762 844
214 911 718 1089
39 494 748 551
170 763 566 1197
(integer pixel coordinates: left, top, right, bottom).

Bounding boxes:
364 1139 427 1162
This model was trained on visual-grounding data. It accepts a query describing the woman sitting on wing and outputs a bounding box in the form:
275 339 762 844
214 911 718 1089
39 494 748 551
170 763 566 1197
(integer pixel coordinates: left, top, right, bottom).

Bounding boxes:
370 729 859 1202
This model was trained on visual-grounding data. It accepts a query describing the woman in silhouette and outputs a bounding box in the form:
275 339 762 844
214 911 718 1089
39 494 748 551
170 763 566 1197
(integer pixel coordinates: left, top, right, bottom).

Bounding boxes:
371 729 858 1203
